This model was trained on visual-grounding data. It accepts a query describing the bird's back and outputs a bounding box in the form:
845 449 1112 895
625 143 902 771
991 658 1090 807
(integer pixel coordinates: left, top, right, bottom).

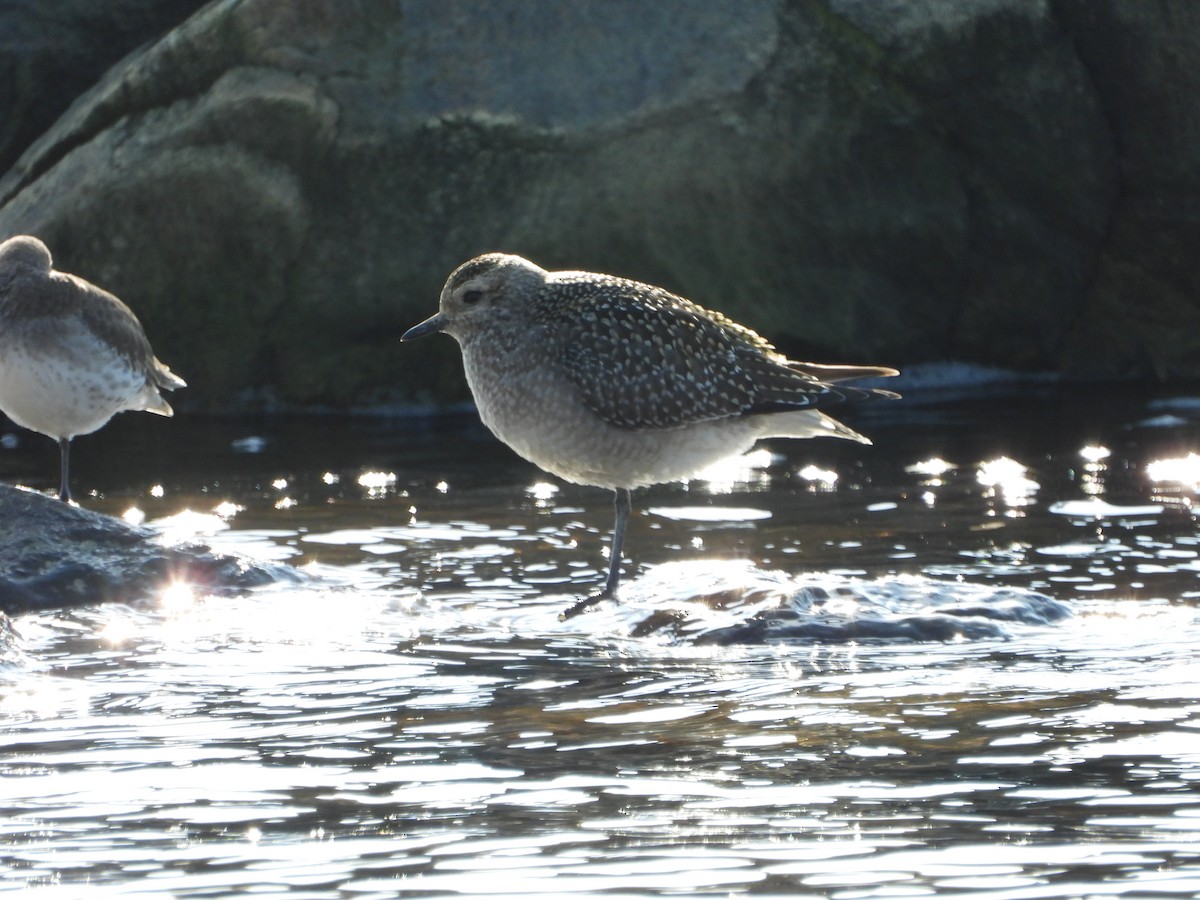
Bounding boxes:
0 245 184 434
529 272 894 433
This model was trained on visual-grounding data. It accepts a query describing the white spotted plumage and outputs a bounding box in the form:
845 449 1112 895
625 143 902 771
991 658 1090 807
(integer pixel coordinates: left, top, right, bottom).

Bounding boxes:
402 252 898 608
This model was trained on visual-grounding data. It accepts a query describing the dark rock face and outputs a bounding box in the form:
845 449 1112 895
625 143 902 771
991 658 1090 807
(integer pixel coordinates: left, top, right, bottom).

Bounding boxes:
1053 0 1200 379
0 1 208 175
0 484 289 615
0 1 1193 410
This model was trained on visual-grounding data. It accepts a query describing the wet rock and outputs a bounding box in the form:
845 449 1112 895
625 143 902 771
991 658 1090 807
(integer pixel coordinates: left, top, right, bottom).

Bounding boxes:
0 611 19 664
602 562 1072 645
0 483 292 615
0 0 1193 409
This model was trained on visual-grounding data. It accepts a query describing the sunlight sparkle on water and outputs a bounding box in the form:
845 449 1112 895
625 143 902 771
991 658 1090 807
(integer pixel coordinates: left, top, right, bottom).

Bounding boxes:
798 464 838 488
1048 498 1163 519
693 448 776 492
358 470 397 497
9 390 1200 899
977 456 1039 507
122 507 146 526
527 481 559 502
152 509 230 543
906 457 955 478
1147 452 1200 490
159 580 197 612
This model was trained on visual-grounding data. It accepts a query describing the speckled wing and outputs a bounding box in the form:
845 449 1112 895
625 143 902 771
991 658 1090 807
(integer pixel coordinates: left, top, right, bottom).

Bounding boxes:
549 278 856 431
61 275 161 372
70 276 188 392
4 270 183 391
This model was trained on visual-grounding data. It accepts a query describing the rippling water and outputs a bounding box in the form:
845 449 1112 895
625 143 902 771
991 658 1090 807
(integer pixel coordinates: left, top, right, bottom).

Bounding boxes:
3 385 1200 897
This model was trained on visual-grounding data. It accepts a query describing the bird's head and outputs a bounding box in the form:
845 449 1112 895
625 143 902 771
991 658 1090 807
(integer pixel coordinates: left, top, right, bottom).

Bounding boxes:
0 235 53 281
401 253 548 345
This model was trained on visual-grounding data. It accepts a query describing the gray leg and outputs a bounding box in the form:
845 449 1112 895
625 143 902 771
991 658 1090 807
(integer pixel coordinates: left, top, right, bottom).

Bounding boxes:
603 487 632 596
561 487 633 619
57 437 72 503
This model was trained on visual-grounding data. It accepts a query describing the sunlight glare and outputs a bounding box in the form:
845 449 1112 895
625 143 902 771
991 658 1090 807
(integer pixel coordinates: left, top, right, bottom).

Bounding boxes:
977 457 1039 507
358 470 397 498
99 615 138 646
1147 452 1200 490
1079 445 1110 497
527 481 559 508
152 509 229 543
693 448 776 492
213 501 243 519
798 464 838 489
122 507 146 526
906 457 955 478
149 484 165 498
272 478 288 491
527 481 559 500
159 580 197 613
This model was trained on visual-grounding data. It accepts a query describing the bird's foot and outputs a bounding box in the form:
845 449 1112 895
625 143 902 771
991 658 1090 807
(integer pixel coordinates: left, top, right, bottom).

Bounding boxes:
559 588 615 621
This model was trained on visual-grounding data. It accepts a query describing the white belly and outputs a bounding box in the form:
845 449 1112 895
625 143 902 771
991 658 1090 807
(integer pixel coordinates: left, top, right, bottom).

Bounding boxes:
0 345 147 439
465 351 783 489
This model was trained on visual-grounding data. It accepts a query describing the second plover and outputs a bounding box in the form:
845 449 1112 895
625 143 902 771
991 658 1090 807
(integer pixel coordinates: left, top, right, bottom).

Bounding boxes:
0 235 186 502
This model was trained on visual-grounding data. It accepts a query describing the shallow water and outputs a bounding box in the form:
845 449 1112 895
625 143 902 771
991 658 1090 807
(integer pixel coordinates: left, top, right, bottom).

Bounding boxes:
3 384 1200 897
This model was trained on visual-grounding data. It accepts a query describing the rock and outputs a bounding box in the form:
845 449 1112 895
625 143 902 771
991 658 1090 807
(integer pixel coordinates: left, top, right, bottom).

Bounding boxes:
1053 0 1200 379
0 483 291 615
0 1 208 176
581 561 1072 645
0 0 1193 410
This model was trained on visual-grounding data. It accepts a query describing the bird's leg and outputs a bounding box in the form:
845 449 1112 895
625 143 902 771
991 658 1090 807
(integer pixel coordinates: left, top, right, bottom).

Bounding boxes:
605 487 631 595
560 487 632 619
57 437 72 503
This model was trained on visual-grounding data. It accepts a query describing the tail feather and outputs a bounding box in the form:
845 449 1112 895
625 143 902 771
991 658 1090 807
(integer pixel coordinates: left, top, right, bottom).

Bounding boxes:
756 408 873 444
153 359 187 391
788 361 899 384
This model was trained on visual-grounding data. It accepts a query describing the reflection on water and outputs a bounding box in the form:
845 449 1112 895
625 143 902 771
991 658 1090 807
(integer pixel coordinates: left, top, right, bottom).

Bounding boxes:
3 384 1200 897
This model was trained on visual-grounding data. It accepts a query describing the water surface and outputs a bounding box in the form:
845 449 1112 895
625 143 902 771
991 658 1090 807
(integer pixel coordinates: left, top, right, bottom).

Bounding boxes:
2 385 1200 897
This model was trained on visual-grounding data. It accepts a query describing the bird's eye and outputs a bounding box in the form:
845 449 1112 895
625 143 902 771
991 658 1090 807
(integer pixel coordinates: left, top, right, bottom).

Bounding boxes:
463 289 483 305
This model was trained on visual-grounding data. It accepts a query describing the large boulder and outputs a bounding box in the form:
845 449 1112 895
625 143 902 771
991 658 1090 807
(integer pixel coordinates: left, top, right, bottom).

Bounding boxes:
1054 0 1200 378
0 1 208 176
0 0 1192 410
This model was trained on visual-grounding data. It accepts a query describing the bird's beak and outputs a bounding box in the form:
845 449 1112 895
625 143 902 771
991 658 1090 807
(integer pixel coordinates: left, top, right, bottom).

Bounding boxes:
401 312 447 341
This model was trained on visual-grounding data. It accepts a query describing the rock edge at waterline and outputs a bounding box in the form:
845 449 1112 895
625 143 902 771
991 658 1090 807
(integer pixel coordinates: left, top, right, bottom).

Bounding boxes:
0 483 292 616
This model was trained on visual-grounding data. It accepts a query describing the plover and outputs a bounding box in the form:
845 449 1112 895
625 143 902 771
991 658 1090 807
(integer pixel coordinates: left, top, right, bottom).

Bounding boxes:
402 252 897 614
0 235 186 502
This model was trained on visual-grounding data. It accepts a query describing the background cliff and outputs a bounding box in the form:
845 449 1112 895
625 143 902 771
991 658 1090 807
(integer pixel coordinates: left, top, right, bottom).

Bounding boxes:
0 0 1196 410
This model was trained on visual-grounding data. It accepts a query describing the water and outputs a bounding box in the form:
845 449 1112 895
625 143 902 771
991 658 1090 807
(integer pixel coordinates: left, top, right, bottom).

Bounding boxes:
3 385 1200 897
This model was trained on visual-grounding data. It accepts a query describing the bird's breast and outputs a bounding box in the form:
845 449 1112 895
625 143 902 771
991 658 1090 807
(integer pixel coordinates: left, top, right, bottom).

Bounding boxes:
459 337 764 490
